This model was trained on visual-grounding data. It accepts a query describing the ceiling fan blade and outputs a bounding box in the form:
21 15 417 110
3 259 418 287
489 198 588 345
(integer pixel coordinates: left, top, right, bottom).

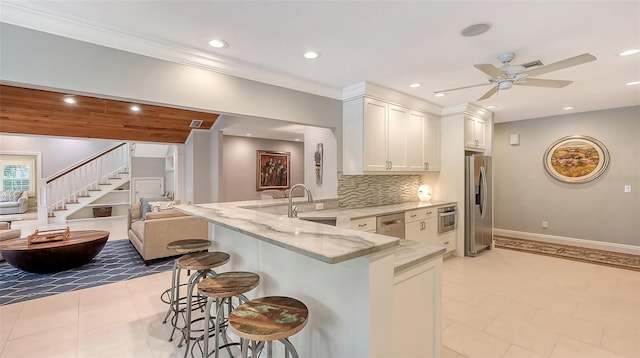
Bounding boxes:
477 86 498 101
514 78 572 88
526 53 596 77
474 64 505 79
434 82 491 94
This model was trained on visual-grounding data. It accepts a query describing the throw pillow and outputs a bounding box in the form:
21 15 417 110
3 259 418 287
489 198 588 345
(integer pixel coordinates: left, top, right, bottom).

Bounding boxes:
0 191 23 202
140 196 171 220
149 200 176 212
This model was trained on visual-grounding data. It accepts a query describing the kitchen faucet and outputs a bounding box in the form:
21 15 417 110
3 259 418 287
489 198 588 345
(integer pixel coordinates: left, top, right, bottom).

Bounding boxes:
288 183 313 218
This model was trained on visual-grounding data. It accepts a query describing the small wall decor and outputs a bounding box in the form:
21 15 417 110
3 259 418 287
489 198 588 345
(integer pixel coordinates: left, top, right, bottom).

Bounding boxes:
543 135 609 184
314 143 323 185
257 150 290 190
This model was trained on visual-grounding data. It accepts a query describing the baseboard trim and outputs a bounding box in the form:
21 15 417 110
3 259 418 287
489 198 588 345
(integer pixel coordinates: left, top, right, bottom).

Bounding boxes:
494 229 640 256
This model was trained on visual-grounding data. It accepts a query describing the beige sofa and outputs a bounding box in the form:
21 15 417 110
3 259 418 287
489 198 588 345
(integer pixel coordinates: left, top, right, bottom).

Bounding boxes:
0 191 29 215
0 222 21 261
128 203 208 265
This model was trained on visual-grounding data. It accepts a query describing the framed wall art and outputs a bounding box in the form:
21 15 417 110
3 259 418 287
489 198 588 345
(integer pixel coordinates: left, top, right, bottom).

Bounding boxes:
257 150 290 190
543 135 609 184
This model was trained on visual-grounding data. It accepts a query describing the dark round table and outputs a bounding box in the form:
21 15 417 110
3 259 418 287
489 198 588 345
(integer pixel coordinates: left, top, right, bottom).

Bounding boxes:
0 230 109 273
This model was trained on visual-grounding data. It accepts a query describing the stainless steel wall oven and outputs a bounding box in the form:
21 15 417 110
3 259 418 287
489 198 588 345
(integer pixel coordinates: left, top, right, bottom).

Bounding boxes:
438 205 457 234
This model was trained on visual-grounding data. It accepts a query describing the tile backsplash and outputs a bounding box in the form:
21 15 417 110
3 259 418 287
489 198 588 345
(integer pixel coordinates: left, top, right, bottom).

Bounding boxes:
338 174 422 208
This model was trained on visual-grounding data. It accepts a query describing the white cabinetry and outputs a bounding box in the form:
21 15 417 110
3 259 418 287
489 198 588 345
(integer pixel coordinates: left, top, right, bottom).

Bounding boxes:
351 216 376 233
343 96 440 174
404 208 437 243
464 116 486 151
439 231 456 254
393 254 442 358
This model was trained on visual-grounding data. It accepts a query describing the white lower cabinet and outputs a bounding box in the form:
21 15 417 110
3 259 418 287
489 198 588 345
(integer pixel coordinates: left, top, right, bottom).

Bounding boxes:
439 231 457 253
351 216 376 233
405 208 437 243
393 254 442 358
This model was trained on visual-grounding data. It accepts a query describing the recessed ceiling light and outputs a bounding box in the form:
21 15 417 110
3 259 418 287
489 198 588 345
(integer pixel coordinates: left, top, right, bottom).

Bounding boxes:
563 106 574 110
246 133 252 136
294 138 300 141
484 105 497 109
409 83 422 88
461 22 492 37
625 80 640 86
208 39 228 48
63 96 76 104
303 51 320 59
619 49 640 56
130 105 141 112
434 93 445 97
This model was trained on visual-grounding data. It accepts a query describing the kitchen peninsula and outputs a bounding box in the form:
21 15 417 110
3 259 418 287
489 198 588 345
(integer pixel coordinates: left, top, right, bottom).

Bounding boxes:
177 199 446 357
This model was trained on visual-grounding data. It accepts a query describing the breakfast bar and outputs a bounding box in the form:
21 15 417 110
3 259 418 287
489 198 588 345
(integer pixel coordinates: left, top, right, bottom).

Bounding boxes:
177 200 445 357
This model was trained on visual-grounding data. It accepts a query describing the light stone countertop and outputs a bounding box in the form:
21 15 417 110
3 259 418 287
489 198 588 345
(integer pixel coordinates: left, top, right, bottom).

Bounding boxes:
176 198 452 266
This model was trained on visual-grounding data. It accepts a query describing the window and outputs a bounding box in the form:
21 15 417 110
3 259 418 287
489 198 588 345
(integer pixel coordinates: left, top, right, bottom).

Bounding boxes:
0 155 36 195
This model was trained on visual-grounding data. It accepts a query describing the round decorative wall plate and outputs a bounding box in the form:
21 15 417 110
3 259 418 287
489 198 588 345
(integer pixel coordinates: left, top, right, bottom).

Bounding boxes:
543 135 609 184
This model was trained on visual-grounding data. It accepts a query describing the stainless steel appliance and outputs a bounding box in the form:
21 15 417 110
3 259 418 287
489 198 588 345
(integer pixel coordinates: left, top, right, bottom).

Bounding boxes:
465 155 493 256
376 212 405 239
438 205 457 234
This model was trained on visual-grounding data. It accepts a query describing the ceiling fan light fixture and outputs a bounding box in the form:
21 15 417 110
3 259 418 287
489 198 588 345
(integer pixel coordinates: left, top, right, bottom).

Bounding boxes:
619 49 640 56
461 22 492 37
499 81 513 90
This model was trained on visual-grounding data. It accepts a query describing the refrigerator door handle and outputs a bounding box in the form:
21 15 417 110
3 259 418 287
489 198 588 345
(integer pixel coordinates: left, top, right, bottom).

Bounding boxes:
480 165 487 219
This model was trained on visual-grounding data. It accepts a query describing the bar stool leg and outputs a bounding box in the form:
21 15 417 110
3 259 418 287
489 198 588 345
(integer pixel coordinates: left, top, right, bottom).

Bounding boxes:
179 270 204 354
162 259 178 324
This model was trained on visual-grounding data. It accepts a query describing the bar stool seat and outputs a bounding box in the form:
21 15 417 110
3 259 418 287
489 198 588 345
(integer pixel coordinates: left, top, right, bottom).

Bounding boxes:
168 239 212 253
178 252 231 356
162 239 213 341
198 272 260 358
229 296 308 358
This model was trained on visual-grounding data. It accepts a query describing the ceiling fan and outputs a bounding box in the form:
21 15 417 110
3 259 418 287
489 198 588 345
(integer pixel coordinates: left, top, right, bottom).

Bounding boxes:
435 52 597 101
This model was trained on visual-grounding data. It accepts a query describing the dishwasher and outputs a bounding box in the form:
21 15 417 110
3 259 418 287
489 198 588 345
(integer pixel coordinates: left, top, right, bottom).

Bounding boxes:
376 212 405 239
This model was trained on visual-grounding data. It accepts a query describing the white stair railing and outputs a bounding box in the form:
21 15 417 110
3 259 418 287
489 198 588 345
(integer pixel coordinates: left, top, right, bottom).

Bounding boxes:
44 143 131 217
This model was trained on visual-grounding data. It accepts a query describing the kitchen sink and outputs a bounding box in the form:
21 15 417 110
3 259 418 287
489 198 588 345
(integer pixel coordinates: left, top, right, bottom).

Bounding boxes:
298 216 337 226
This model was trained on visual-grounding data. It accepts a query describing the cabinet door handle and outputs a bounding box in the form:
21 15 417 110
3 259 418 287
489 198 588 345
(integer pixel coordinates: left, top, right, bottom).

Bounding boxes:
426 211 433 215
410 214 417 218
358 223 368 227
424 162 429 170
444 241 450 245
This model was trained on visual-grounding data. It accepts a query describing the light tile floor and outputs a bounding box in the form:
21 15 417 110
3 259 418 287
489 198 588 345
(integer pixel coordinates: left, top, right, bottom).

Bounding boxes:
1 221 638 358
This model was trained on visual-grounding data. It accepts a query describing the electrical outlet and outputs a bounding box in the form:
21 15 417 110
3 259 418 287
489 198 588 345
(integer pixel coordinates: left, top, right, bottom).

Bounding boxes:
542 221 548 229
624 185 631 193
315 203 324 210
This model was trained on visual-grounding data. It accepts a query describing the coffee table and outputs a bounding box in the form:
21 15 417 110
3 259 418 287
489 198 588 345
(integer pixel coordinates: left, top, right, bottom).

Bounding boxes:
0 230 109 273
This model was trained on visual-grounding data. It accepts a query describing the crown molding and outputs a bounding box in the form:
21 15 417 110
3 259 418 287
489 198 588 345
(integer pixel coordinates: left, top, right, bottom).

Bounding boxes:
0 2 342 100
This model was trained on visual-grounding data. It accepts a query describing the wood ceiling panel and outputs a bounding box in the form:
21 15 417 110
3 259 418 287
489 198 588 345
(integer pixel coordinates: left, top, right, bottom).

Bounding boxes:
0 85 219 143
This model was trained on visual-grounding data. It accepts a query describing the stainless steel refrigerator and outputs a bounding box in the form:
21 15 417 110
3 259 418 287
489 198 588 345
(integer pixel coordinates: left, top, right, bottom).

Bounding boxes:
465 155 493 256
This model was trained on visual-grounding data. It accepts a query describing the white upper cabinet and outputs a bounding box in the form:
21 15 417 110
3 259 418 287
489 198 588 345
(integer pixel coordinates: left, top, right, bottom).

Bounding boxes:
343 95 441 174
464 116 486 151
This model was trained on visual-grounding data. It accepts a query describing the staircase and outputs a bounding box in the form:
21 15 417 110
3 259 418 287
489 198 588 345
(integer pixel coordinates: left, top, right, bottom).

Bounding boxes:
44 143 132 224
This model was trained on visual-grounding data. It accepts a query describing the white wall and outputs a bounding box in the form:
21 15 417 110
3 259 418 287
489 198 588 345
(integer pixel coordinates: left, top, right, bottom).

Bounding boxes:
304 127 338 199
184 130 211 204
0 134 119 178
493 106 639 247
220 135 304 202
131 157 164 178
0 23 343 167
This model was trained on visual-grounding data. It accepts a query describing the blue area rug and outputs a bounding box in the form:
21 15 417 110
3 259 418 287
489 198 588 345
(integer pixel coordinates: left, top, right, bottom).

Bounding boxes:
0 240 174 305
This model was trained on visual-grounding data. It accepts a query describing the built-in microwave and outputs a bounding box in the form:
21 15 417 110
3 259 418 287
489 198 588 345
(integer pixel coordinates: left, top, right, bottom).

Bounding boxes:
438 205 457 234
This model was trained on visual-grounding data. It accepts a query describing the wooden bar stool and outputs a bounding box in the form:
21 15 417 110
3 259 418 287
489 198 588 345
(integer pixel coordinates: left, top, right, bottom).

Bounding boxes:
178 251 231 356
229 296 309 358
162 239 212 342
198 272 260 358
